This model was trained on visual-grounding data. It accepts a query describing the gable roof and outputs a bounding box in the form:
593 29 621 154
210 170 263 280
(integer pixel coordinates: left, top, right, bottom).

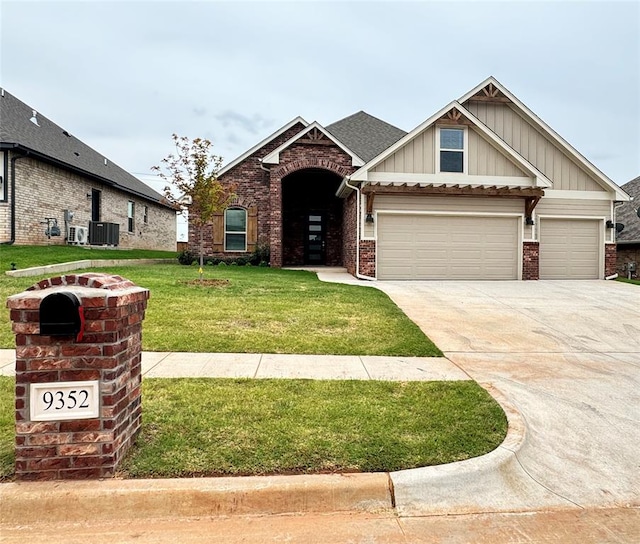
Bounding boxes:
347 100 553 188
261 121 365 167
459 76 630 202
616 176 640 242
216 116 308 177
326 111 406 163
0 88 171 206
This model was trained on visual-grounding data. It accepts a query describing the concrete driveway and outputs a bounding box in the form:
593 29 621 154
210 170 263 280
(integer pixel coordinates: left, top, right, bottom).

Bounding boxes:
374 280 640 516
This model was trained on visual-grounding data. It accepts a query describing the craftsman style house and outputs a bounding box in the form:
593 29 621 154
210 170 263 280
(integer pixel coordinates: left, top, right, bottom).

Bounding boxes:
0 89 177 251
191 77 630 280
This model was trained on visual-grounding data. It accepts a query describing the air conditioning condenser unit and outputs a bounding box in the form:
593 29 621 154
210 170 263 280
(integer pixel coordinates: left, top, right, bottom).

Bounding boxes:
68 225 89 245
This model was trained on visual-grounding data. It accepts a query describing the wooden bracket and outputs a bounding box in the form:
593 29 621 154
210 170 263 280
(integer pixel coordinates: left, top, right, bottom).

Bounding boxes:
525 196 541 219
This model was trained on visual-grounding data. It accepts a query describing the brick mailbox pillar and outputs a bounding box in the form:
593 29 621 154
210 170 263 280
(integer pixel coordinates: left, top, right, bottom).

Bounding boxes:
7 273 149 480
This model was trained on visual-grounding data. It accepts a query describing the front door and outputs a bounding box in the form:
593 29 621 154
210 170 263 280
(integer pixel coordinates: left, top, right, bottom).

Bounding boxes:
305 213 325 265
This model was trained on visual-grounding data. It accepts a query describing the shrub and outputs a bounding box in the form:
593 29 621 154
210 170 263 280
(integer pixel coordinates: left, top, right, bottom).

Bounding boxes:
250 241 270 266
177 250 196 266
217 261 227 267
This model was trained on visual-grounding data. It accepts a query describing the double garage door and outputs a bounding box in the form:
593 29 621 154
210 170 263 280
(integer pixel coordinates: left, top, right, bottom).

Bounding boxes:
377 214 520 280
377 214 602 280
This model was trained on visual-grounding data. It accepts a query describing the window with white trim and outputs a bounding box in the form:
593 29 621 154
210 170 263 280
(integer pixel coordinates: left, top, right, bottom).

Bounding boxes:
224 207 247 251
127 201 135 233
438 127 466 173
0 151 6 201
143 205 149 224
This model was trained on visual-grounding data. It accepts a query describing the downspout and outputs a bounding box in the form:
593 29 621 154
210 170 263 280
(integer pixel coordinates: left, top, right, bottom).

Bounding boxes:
1 148 28 245
344 176 376 281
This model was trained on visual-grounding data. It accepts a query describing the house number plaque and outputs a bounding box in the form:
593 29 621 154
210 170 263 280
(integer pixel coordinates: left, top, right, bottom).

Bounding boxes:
30 381 100 421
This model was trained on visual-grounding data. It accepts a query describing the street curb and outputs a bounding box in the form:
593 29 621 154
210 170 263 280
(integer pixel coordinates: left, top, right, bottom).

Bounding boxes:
0 472 394 524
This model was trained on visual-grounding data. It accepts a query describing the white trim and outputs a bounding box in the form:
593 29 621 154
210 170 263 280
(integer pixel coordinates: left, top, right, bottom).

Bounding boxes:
374 210 524 280
350 101 552 188
367 172 535 187
543 190 613 200
217 116 308 177
537 215 606 279
459 77 630 202
262 121 365 167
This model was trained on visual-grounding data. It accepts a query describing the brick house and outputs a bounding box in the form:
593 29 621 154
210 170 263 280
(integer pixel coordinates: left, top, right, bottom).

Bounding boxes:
615 176 640 278
0 89 177 251
190 76 631 280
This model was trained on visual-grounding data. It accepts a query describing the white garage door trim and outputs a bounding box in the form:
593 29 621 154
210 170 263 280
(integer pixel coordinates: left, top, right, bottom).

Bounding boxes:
538 216 604 280
375 211 523 280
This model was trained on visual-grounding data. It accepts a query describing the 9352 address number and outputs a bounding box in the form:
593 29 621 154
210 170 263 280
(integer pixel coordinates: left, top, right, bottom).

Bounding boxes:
30 381 100 421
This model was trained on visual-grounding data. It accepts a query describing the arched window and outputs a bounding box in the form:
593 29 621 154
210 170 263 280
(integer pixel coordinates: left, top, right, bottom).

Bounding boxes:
224 207 247 251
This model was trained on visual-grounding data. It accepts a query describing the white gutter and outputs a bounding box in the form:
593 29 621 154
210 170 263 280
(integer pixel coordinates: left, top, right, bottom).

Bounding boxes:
344 177 376 281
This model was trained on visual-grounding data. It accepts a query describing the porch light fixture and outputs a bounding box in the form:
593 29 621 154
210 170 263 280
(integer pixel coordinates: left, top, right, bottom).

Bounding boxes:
525 217 535 226
606 220 615 229
365 213 374 223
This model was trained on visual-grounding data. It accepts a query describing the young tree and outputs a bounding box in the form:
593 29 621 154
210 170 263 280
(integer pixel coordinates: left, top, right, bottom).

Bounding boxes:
152 134 236 279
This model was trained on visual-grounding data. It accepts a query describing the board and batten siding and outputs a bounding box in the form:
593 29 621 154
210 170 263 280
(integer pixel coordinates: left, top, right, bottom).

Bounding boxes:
371 125 529 179
373 126 435 174
465 101 606 193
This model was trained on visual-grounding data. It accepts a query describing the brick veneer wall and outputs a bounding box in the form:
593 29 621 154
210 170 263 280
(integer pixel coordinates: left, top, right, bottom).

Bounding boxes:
616 244 640 277
1 152 175 250
7 273 149 480
189 123 307 258
359 240 376 277
605 243 617 277
342 192 357 275
523 242 539 280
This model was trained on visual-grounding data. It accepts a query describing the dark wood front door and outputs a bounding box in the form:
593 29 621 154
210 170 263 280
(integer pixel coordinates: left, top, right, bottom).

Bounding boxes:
305 213 325 265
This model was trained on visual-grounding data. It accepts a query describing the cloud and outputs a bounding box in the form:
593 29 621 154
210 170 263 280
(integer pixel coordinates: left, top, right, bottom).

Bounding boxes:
214 110 274 135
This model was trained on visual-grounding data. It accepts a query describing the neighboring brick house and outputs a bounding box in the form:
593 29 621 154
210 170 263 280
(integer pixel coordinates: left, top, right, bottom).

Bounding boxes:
191 76 631 280
0 89 177 251
615 176 640 278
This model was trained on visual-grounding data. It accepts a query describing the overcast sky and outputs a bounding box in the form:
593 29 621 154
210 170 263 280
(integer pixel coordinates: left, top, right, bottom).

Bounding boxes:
1 0 639 198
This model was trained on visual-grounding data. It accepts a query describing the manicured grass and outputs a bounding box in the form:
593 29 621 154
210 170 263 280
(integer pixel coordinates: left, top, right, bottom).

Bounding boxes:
1 265 441 356
617 277 640 285
0 244 176 271
119 378 507 478
0 377 13 480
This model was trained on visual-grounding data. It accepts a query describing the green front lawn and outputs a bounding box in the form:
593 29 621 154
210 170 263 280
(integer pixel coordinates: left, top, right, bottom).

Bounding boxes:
1 264 441 356
0 376 507 480
617 277 640 285
0 245 176 271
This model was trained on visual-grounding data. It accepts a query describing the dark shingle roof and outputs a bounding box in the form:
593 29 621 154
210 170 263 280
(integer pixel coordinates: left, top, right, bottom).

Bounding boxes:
0 89 169 206
617 176 640 243
326 111 406 163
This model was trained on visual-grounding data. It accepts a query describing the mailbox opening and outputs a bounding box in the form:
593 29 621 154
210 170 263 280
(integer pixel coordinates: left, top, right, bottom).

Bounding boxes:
39 292 85 341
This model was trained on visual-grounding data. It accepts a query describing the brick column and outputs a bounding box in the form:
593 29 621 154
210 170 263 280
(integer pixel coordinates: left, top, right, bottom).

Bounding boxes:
359 240 376 277
269 175 283 268
605 244 617 277
7 273 149 480
523 242 539 280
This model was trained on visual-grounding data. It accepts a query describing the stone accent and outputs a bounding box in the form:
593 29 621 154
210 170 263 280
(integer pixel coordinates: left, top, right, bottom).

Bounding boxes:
7 273 149 480
523 242 539 280
1 152 176 251
605 243 617 277
342 192 357 275
359 240 376 277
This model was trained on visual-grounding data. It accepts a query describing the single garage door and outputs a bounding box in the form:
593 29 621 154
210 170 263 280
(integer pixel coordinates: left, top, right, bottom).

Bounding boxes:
377 214 520 280
539 218 600 279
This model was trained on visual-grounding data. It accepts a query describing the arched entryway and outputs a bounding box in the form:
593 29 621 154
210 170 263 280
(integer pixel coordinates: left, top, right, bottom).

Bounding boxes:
282 168 343 266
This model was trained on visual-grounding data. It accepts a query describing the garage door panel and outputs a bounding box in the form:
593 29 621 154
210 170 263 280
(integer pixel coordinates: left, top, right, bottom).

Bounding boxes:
378 214 519 280
539 219 600 279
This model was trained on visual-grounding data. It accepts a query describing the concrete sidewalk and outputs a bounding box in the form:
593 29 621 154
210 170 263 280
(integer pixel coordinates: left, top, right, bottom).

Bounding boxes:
0 348 468 381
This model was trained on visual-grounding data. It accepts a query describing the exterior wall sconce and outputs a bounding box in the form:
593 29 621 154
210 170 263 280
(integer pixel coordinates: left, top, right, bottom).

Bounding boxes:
365 213 374 223
525 217 535 226
606 220 615 229
86 192 92 199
